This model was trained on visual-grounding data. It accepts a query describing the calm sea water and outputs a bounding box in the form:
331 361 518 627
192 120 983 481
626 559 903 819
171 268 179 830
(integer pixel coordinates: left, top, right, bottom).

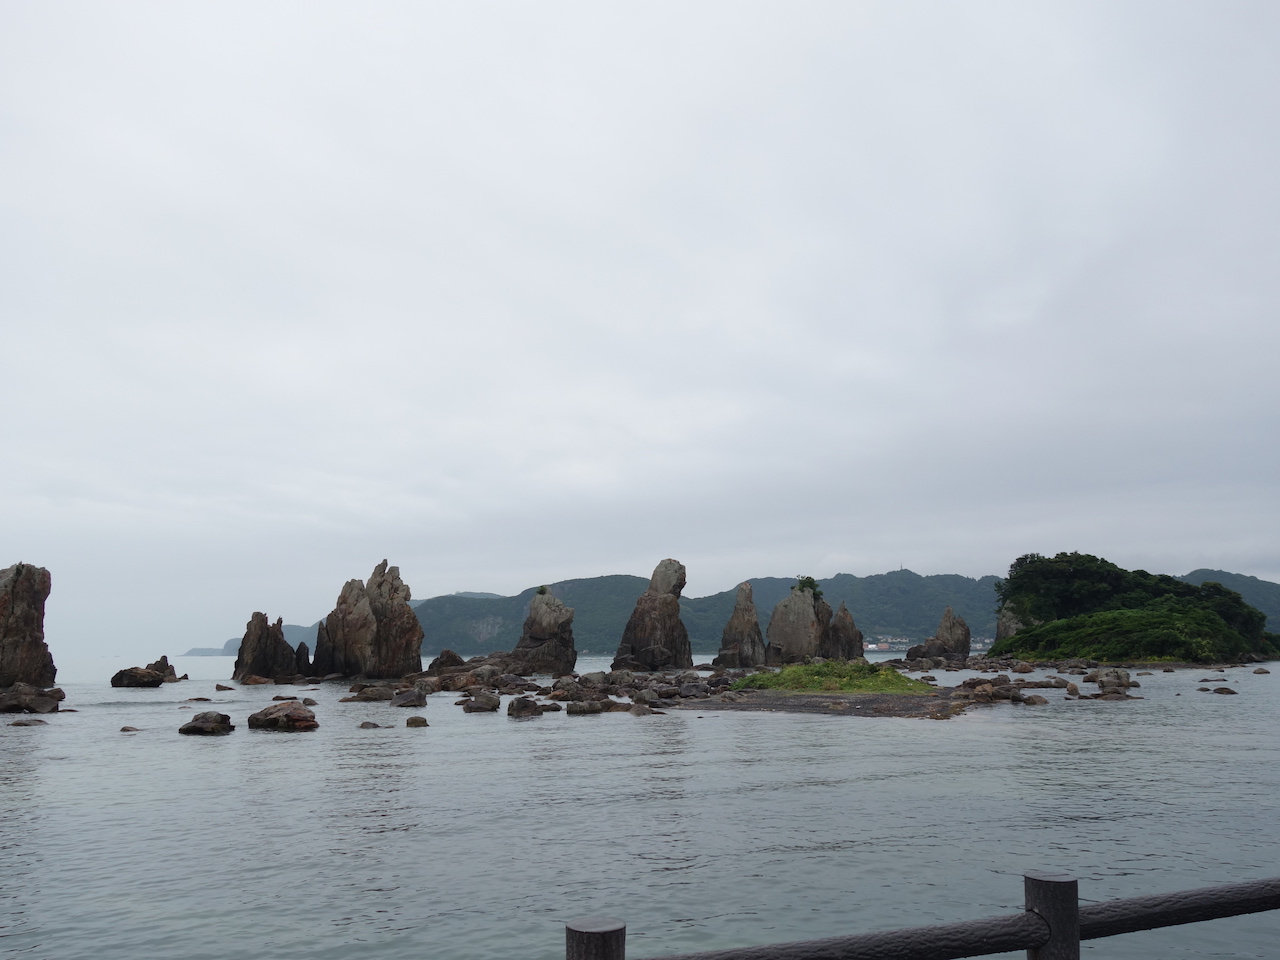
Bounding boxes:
2 654 1277 960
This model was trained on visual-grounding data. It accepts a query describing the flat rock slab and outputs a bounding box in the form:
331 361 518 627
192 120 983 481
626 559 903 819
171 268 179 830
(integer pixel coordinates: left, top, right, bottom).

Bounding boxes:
666 689 957 719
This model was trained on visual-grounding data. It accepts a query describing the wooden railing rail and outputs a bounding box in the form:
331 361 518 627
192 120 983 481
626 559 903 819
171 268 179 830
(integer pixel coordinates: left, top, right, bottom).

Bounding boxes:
566 872 1280 960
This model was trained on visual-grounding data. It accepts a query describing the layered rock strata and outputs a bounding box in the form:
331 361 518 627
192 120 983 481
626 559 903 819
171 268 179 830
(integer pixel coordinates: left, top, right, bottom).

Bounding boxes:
713 582 766 668
312 560 424 678
233 613 301 682
506 589 577 676
0 562 56 688
765 585 833 664
611 559 693 672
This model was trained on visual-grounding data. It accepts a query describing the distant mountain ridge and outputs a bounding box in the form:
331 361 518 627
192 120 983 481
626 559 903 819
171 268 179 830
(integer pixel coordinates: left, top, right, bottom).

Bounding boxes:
1178 569 1280 632
185 567 1280 659
409 569 1002 659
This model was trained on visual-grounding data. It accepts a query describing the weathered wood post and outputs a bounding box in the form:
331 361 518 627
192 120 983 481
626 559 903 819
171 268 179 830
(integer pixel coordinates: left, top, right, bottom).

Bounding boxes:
1025 870 1080 960
566 916 626 960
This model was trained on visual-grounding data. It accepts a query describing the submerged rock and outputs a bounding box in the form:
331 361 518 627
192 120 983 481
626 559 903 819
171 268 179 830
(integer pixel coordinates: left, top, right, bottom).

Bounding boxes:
611 559 693 672
713 582 766 669
312 560 424 678
0 562 57 688
179 711 235 735
507 589 577 676
233 613 299 683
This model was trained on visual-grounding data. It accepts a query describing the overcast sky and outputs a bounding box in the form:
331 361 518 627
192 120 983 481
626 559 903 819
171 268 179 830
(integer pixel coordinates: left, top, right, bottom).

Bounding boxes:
4 1 1279 661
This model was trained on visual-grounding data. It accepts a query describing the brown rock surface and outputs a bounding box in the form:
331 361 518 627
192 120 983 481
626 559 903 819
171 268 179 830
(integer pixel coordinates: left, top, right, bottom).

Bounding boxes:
507 589 577 675
713 582 766 668
312 560 424 678
611 559 693 672
247 701 319 730
0 562 56 688
179 711 235 735
110 666 167 688
765 585 833 664
233 613 300 682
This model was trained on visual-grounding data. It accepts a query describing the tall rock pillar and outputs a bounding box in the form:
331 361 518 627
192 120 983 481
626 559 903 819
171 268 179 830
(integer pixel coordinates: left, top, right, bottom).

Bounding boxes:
611 559 693 672
0 562 56 687
713 582 766 668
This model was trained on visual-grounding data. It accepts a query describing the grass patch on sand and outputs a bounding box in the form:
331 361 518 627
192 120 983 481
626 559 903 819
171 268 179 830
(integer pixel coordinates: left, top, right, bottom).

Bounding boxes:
730 660 933 694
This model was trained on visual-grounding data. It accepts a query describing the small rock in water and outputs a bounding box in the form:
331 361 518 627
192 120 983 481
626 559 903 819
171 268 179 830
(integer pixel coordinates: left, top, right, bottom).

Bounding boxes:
215 684 234 691
302 697 318 706
120 725 140 732
405 716 428 727
359 721 382 729
1213 687 1238 695
1254 668 1270 675
10 717 48 725
187 697 212 702
271 695 298 701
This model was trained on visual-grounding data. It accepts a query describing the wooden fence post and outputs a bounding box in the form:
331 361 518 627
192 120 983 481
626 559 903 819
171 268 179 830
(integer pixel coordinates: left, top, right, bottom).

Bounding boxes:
1025 870 1079 960
567 916 626 960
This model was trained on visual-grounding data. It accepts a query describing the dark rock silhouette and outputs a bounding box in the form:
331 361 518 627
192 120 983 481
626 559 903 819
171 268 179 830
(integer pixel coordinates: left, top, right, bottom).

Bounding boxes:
765 585 833 664
713 582 766 668
821 601 866 660
179 711 235 735
0 682 64 713
611 559 692 672
0 562 56 688
507 589 576 675
111 666 167 688
233 613 300 682
144 655 185 682
312 560 424 678
295 641 312 675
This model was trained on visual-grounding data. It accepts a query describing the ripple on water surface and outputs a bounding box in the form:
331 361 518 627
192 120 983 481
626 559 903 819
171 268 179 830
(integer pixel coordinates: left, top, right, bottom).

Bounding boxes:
0 661 1277 959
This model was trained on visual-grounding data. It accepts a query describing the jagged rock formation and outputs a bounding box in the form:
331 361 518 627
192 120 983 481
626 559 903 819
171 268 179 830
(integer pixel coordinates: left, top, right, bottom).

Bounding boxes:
233 613 300 682
906 606 971 660
0 562 56 688
713 582 766 668
507 589 576 676
765 585 833 664
935 606 971 659
295 641 312 675
820 601 865 660
611 559 693 672
312 560 424 678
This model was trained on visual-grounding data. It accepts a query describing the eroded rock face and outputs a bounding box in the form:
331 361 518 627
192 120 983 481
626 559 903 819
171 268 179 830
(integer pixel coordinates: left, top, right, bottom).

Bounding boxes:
713 582 766 669
312 561 424 678
995 607 1024 643
765 586 833 664
507 590 577 676
0 682 64 713
233 613 299 682
935 606 971 659
0 563 56 688
611 559 692 672
821 601 865 660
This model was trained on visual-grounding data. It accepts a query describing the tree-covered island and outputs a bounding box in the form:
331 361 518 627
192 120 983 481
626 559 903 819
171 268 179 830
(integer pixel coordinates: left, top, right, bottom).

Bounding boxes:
988 552 1280 663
